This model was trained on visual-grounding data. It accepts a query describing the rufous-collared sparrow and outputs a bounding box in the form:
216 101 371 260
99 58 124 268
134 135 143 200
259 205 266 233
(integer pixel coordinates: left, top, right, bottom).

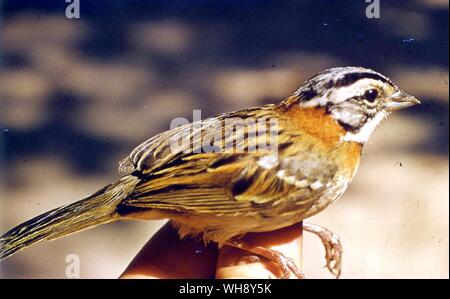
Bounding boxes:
0 66 420 278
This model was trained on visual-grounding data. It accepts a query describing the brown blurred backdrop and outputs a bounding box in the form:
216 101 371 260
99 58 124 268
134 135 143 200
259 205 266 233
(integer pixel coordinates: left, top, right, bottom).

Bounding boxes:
0 0 448 278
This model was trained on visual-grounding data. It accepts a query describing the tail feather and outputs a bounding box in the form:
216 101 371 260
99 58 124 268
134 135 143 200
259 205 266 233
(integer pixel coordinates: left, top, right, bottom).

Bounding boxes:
0 175 139 261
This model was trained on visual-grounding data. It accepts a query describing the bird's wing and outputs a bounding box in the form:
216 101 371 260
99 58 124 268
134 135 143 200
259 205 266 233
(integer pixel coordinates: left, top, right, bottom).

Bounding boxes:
120 151 333 218
117 107 336 217
118 107 278 175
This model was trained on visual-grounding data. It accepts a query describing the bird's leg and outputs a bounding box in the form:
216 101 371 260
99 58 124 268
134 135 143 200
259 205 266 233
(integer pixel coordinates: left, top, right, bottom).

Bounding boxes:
225 240 304 279
237 255 261 265
303 222 343 278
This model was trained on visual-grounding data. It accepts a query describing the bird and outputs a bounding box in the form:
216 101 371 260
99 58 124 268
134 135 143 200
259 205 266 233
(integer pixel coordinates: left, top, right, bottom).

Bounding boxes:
0 66 420 278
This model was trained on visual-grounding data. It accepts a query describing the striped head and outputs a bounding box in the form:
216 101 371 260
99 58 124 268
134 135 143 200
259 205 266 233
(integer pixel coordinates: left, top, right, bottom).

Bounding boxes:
287 67 420 143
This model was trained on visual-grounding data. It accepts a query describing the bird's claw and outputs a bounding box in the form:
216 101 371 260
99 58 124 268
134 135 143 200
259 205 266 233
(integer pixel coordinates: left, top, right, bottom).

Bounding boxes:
303 223 343 278
322 231 342 278
226 241 305 279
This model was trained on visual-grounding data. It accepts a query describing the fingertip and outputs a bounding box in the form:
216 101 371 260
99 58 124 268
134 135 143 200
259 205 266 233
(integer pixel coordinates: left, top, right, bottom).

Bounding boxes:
215 222 303 279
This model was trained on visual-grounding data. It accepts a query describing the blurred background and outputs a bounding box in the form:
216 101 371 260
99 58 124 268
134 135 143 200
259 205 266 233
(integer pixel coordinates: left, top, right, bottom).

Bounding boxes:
0 0 448 278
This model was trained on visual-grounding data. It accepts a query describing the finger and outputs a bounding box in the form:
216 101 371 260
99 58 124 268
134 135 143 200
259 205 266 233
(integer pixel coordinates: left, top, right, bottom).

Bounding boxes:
215 222 303 279
120 222 219 279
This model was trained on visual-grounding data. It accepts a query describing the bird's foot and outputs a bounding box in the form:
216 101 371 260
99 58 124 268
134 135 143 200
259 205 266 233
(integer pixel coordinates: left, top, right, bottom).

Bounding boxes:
226 240 304 279
303 222 342 278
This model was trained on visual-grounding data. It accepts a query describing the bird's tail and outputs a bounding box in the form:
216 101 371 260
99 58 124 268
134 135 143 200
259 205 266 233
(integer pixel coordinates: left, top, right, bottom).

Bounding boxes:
0 175 140 261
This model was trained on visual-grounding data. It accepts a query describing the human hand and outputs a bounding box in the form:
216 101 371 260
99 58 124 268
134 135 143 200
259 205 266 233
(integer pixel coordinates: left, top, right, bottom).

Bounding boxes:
120 222 302 279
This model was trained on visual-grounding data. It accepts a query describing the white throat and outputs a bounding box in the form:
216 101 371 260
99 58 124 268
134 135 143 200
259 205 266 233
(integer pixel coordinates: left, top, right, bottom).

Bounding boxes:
342 111 388 143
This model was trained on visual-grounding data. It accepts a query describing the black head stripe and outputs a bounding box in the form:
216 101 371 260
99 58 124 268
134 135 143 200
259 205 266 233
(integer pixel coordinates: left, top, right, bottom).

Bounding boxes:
287 67 394 108
333 72 391 87
297 88 318 101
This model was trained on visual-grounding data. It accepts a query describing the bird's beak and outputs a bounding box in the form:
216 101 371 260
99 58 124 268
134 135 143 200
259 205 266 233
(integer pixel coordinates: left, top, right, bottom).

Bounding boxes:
384 90 421 111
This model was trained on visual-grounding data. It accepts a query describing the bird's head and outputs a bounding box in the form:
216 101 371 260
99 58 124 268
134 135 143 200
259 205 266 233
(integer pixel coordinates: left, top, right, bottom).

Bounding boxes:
286 66 420 143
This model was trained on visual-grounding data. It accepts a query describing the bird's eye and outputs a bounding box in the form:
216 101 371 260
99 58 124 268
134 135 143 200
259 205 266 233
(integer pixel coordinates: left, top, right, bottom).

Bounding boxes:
364 89 378 102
